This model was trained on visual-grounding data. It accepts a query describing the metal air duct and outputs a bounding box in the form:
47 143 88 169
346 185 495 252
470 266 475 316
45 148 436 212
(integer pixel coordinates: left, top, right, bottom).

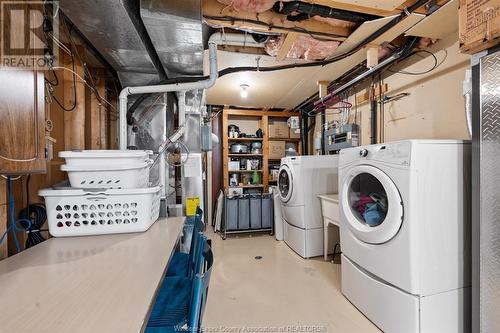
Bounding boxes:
140 0 206 77
59 0 165 86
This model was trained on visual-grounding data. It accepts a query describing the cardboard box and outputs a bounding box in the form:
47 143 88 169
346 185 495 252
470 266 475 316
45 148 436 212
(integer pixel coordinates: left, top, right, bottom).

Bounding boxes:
459 0 500 54
290 128 301 139
269 141 286 160
268 120 289 139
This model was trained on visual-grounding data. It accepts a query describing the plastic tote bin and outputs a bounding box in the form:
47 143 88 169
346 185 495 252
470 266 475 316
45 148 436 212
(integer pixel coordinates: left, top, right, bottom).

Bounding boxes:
39 186 161 237
59 150 151 167
225 196 239 231
250 195 262 229
238 195 250 230
261 193 273 229
61 161 151 189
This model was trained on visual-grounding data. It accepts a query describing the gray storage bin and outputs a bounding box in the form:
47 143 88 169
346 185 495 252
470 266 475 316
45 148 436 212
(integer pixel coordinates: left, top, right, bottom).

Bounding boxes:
225 196 239 231
261 194 273 229
250 195 262 229
238 195 250 230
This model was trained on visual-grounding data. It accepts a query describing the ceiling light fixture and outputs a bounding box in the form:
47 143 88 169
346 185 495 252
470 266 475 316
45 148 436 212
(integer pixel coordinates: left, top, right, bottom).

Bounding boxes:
240 84 249 98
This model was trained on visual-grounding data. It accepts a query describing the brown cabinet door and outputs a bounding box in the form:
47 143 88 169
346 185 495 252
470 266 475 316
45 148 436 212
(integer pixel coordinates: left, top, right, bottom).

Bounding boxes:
0 69 46 174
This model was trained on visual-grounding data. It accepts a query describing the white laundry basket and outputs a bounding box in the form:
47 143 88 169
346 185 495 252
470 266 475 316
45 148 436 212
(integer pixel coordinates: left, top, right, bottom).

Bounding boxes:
39 186 161 237
59 150 151 167
61 161 152 189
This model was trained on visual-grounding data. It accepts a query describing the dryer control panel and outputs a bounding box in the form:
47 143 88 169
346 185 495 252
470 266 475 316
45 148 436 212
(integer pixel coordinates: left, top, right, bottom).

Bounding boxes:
339 141 412 167
369 142 411 166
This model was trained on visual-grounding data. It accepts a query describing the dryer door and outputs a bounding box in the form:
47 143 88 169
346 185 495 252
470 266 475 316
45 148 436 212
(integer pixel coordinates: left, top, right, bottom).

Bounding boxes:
278 165 293 203
341 165 403 244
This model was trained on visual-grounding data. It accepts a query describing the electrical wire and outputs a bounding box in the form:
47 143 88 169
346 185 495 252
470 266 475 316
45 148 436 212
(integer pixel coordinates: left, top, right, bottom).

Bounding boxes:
0 177 31 253
18 204 47 249
44 24 78 112
387 49 440 75
18 175 47 249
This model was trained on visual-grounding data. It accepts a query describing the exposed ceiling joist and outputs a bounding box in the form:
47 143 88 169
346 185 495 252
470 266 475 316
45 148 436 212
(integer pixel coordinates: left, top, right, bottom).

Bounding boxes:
276 33 299 61
203 0 352 41
303 0 451 16
301 0 399 16
217 45 267 55
397 0 451 14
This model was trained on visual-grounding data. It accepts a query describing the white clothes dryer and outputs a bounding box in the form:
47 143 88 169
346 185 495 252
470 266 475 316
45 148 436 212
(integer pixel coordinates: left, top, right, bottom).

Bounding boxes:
339 140 471 333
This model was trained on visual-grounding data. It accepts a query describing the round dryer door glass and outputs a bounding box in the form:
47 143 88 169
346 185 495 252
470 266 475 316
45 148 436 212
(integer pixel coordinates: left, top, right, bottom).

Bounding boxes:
278 168 291 200
341 165 403 244
348 173 388 227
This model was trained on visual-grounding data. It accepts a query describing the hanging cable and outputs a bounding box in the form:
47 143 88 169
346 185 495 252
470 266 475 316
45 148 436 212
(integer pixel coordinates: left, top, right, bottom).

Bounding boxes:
18 204 47 249
0 177 31 253
18 175 47 249
387 49 440 75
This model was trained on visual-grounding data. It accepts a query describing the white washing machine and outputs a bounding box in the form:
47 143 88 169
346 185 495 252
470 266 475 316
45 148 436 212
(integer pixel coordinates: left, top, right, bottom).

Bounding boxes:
278 155 339 258
339 140 471 333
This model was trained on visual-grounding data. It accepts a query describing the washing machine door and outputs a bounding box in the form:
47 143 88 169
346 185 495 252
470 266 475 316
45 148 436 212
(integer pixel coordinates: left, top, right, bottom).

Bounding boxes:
341 165 403 244
278 164 293 203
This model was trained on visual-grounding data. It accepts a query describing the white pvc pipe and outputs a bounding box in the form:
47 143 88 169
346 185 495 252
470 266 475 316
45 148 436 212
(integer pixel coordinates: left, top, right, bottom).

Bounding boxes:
119 41 219 149
208 32 265 48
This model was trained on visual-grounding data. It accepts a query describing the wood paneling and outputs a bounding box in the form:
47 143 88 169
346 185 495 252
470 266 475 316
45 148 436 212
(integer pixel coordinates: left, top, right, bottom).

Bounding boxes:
85 68 108 149
63 51 86 150
0 70 46 174
0 178 5 205
0 204 6 260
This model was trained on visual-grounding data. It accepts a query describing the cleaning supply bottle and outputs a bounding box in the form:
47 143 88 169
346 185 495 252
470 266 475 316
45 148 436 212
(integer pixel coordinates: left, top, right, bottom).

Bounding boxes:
252 170 260 185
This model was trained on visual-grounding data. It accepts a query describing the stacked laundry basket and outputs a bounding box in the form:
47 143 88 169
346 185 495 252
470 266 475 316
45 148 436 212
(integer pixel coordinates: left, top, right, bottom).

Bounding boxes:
39 150 161 237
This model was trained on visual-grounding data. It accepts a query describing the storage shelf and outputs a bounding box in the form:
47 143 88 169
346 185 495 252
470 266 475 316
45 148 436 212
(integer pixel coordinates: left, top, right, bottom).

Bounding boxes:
224 228 273 235
268 137 300 141
228 154 263 157
229 185 264 188
228 137 263 141
223 109 301 193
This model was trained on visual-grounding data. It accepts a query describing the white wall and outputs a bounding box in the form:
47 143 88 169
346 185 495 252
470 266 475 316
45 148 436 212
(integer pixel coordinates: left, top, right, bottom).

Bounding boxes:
313 33 471 148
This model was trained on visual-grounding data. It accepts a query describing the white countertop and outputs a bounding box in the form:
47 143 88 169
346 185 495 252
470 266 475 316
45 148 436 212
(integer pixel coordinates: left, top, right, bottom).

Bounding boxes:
0 217 185 333
318 194 339 203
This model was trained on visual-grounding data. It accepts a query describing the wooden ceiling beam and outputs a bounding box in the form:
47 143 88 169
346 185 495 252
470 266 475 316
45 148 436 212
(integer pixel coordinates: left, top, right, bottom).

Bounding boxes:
203 0 351 41
397 0 451 14
276 32 299 61
301 0 400 16
303 0 451 16
217 45 267 55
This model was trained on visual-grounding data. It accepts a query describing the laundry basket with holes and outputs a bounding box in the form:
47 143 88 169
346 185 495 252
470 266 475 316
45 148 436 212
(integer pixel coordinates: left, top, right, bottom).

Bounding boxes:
39 186 161 237
61 161 152 189
59 150 152 167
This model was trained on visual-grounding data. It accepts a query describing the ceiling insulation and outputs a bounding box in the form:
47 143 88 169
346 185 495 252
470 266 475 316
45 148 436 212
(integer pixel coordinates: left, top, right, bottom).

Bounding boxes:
216 0 291 13
265 35 340 61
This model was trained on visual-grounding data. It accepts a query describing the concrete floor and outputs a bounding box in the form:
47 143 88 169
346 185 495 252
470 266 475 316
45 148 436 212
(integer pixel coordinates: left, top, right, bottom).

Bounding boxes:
204 231 380 333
